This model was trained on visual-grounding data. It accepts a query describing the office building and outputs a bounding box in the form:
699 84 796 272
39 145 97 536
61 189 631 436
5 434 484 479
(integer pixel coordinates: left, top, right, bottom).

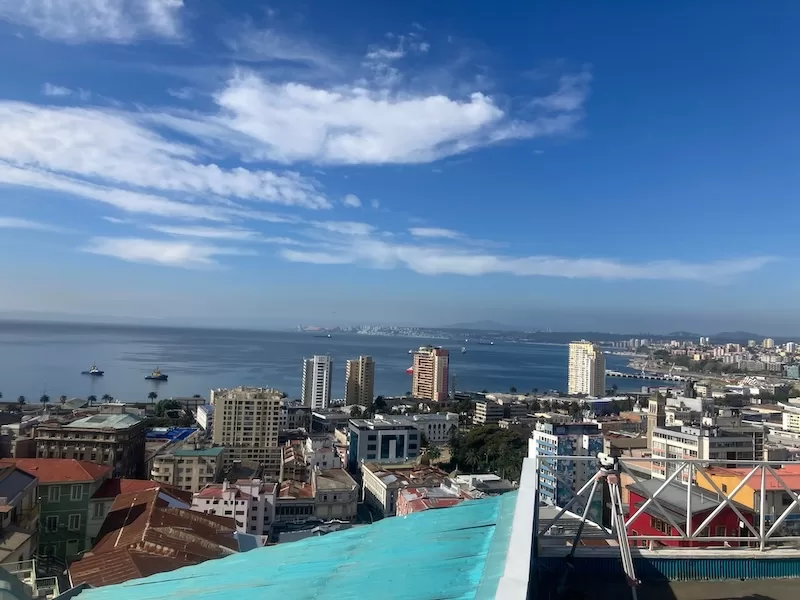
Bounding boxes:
345 355 375 406
302 355 333 410
646 394 666 449
412 346 449 402
348 418 421 471
474 399 505 425
34 405 146 478
529 422 603 521
211 387 284 476
567 340 606 396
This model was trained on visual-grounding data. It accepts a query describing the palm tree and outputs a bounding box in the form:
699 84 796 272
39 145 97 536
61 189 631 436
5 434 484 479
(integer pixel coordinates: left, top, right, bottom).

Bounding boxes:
39 394 50 406
17 396 25 409
59 395 67 406
148 392 158 403
192 394 201 399
101 394 112 403
87 395 97 406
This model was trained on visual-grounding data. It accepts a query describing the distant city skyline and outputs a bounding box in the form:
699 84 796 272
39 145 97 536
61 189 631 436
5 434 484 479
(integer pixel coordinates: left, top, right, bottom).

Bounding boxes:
0 3 798 331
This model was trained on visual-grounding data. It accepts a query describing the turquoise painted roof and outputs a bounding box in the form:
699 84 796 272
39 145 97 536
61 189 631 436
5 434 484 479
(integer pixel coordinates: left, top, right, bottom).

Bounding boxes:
172 447 225 457
72 491 518 600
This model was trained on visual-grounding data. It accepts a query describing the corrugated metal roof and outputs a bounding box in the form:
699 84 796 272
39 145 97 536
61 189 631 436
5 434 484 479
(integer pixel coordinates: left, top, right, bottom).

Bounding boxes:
71 490 518 600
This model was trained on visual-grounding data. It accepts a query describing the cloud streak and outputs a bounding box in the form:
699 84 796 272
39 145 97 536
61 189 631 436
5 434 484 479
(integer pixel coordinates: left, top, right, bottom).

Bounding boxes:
0 216 64 232
0 0 184 43
83 237 253 268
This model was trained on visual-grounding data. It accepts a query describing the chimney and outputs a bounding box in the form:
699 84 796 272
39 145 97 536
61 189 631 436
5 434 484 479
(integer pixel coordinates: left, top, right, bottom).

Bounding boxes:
222 480 229 492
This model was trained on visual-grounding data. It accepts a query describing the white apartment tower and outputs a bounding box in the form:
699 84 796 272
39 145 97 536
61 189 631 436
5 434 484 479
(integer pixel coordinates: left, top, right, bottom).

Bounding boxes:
210 386 284 476
303 355 333 409
567 340 606 396
345 355 375 406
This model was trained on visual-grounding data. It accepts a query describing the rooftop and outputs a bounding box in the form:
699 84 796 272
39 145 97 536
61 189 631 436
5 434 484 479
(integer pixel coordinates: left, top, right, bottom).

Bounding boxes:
704 464 800 491
279 480 314 499
91 478 191 503
71 486 238 588
0 466 36 502
69 491 517 600
0 458 111 484
171 446 225 458
313 469 357 492
628 479 738 517
65 413 144 430
349 417 418 430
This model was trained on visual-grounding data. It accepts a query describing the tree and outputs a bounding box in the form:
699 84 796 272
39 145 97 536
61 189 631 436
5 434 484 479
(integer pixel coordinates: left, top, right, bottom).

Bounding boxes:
509 386 517 393
148 392 158 403
59 395 67 406
87 395 97 405
155 399 184 418
101 394 112 403
532 388 539 395
427 446 442 462
192 394 202 398
350 406 363 418
17 396 25 409
40 394 50 406
374 396 387 413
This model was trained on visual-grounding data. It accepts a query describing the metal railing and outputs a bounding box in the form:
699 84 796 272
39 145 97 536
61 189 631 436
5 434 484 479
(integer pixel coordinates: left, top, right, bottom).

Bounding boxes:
533 456 800 551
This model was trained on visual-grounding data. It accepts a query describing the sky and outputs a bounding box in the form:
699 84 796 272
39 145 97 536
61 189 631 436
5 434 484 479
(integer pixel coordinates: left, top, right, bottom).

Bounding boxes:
0 1 798 333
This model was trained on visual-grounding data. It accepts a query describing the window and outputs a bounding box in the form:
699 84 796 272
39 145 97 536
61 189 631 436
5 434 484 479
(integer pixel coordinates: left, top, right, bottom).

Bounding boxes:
68 514 81 531
715 526 727 537
93 503 105 518
48 486 60 502
721 484 728 494
71 485 83 501
45 516 59 532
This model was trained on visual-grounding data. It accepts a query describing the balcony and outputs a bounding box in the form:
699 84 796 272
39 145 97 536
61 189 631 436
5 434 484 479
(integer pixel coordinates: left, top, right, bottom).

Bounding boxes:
525 455 800 599
3 559 60 599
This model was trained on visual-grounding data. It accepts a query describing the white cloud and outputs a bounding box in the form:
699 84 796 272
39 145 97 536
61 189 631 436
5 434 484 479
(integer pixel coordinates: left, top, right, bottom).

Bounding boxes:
0 216 63 232
409 227 460 239
102 216 128 224
42 83 72 97
212 68 588 165
343 193 361 208
0 101 332 215
371 199 380 209
529 70 592 113
167 87 194 100
310 221 374 236
279 228 773 281
148 224 263 241
83 237 252 268
0 0 184 43
224 23 339 73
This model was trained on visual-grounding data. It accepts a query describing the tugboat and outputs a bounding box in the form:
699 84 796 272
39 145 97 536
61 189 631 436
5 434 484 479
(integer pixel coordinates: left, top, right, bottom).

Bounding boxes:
81 364 104 376
461 347 467 354
145 367 168 381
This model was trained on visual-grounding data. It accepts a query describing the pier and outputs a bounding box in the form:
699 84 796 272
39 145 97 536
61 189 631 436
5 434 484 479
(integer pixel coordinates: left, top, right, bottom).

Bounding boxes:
605 369 686 382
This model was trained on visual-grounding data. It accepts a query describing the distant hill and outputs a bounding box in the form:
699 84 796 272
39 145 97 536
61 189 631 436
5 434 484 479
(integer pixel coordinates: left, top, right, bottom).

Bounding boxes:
441 320 518 331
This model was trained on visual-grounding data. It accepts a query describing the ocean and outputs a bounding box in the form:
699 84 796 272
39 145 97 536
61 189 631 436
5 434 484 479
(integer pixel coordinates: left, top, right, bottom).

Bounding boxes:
0 320 646 403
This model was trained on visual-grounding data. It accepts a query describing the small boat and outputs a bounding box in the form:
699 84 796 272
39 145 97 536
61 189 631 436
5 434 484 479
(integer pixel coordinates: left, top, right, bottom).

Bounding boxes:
406 366 413 374
408 349 414 354
81 364 104 376
461 347 467 354
314 334 332 338
145 367 168 381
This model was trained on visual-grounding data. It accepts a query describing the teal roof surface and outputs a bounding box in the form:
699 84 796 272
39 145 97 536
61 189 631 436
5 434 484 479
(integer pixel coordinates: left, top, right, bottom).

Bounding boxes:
71 490 518 600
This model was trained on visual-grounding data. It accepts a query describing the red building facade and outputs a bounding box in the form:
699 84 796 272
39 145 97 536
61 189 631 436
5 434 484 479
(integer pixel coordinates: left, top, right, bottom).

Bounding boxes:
627 480 755 548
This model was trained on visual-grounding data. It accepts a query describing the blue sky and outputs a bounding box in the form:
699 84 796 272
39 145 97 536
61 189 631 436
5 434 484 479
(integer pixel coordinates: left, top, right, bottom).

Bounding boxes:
0 1 797 333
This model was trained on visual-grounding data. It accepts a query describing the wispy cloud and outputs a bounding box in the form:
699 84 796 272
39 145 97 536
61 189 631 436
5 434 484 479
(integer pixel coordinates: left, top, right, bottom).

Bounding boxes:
409 227 461 239
343 194 362 208
0 0 184 43
83 237 253 268
166 87 194 100
0 216 64 232
280 226 774 281
42 83 73 97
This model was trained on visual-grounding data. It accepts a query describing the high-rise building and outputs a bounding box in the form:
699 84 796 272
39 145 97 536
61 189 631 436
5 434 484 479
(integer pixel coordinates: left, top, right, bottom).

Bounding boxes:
210 386 283 476
345 355 375 406
763 338 775 349
411 346 449 401
567 340 606 396
302 355 333 409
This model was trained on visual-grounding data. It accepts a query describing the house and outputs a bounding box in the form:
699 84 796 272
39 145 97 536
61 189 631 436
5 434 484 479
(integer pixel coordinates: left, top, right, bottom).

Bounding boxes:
312 468 357 521
87 478 191 547
69 486 238 588
191 479 277 537
697 465 800 532
0 458 111 561
0 465 39 565
150 446 226 493
361 463 450 518
627 479 755 547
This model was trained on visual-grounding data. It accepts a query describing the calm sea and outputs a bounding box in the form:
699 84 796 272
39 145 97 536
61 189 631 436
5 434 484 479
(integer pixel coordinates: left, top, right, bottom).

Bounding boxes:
0 321 645 402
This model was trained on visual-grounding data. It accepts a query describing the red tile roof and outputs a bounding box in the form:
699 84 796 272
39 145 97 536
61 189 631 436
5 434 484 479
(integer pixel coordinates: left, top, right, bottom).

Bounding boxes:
92 478 191 503
0 458 111 484
279 480 314 499
70 486 238 588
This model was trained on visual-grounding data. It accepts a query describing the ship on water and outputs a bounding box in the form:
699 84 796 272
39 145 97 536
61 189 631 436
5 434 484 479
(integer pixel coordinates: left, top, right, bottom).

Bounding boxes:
145 367 168 381
81 364 104 376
